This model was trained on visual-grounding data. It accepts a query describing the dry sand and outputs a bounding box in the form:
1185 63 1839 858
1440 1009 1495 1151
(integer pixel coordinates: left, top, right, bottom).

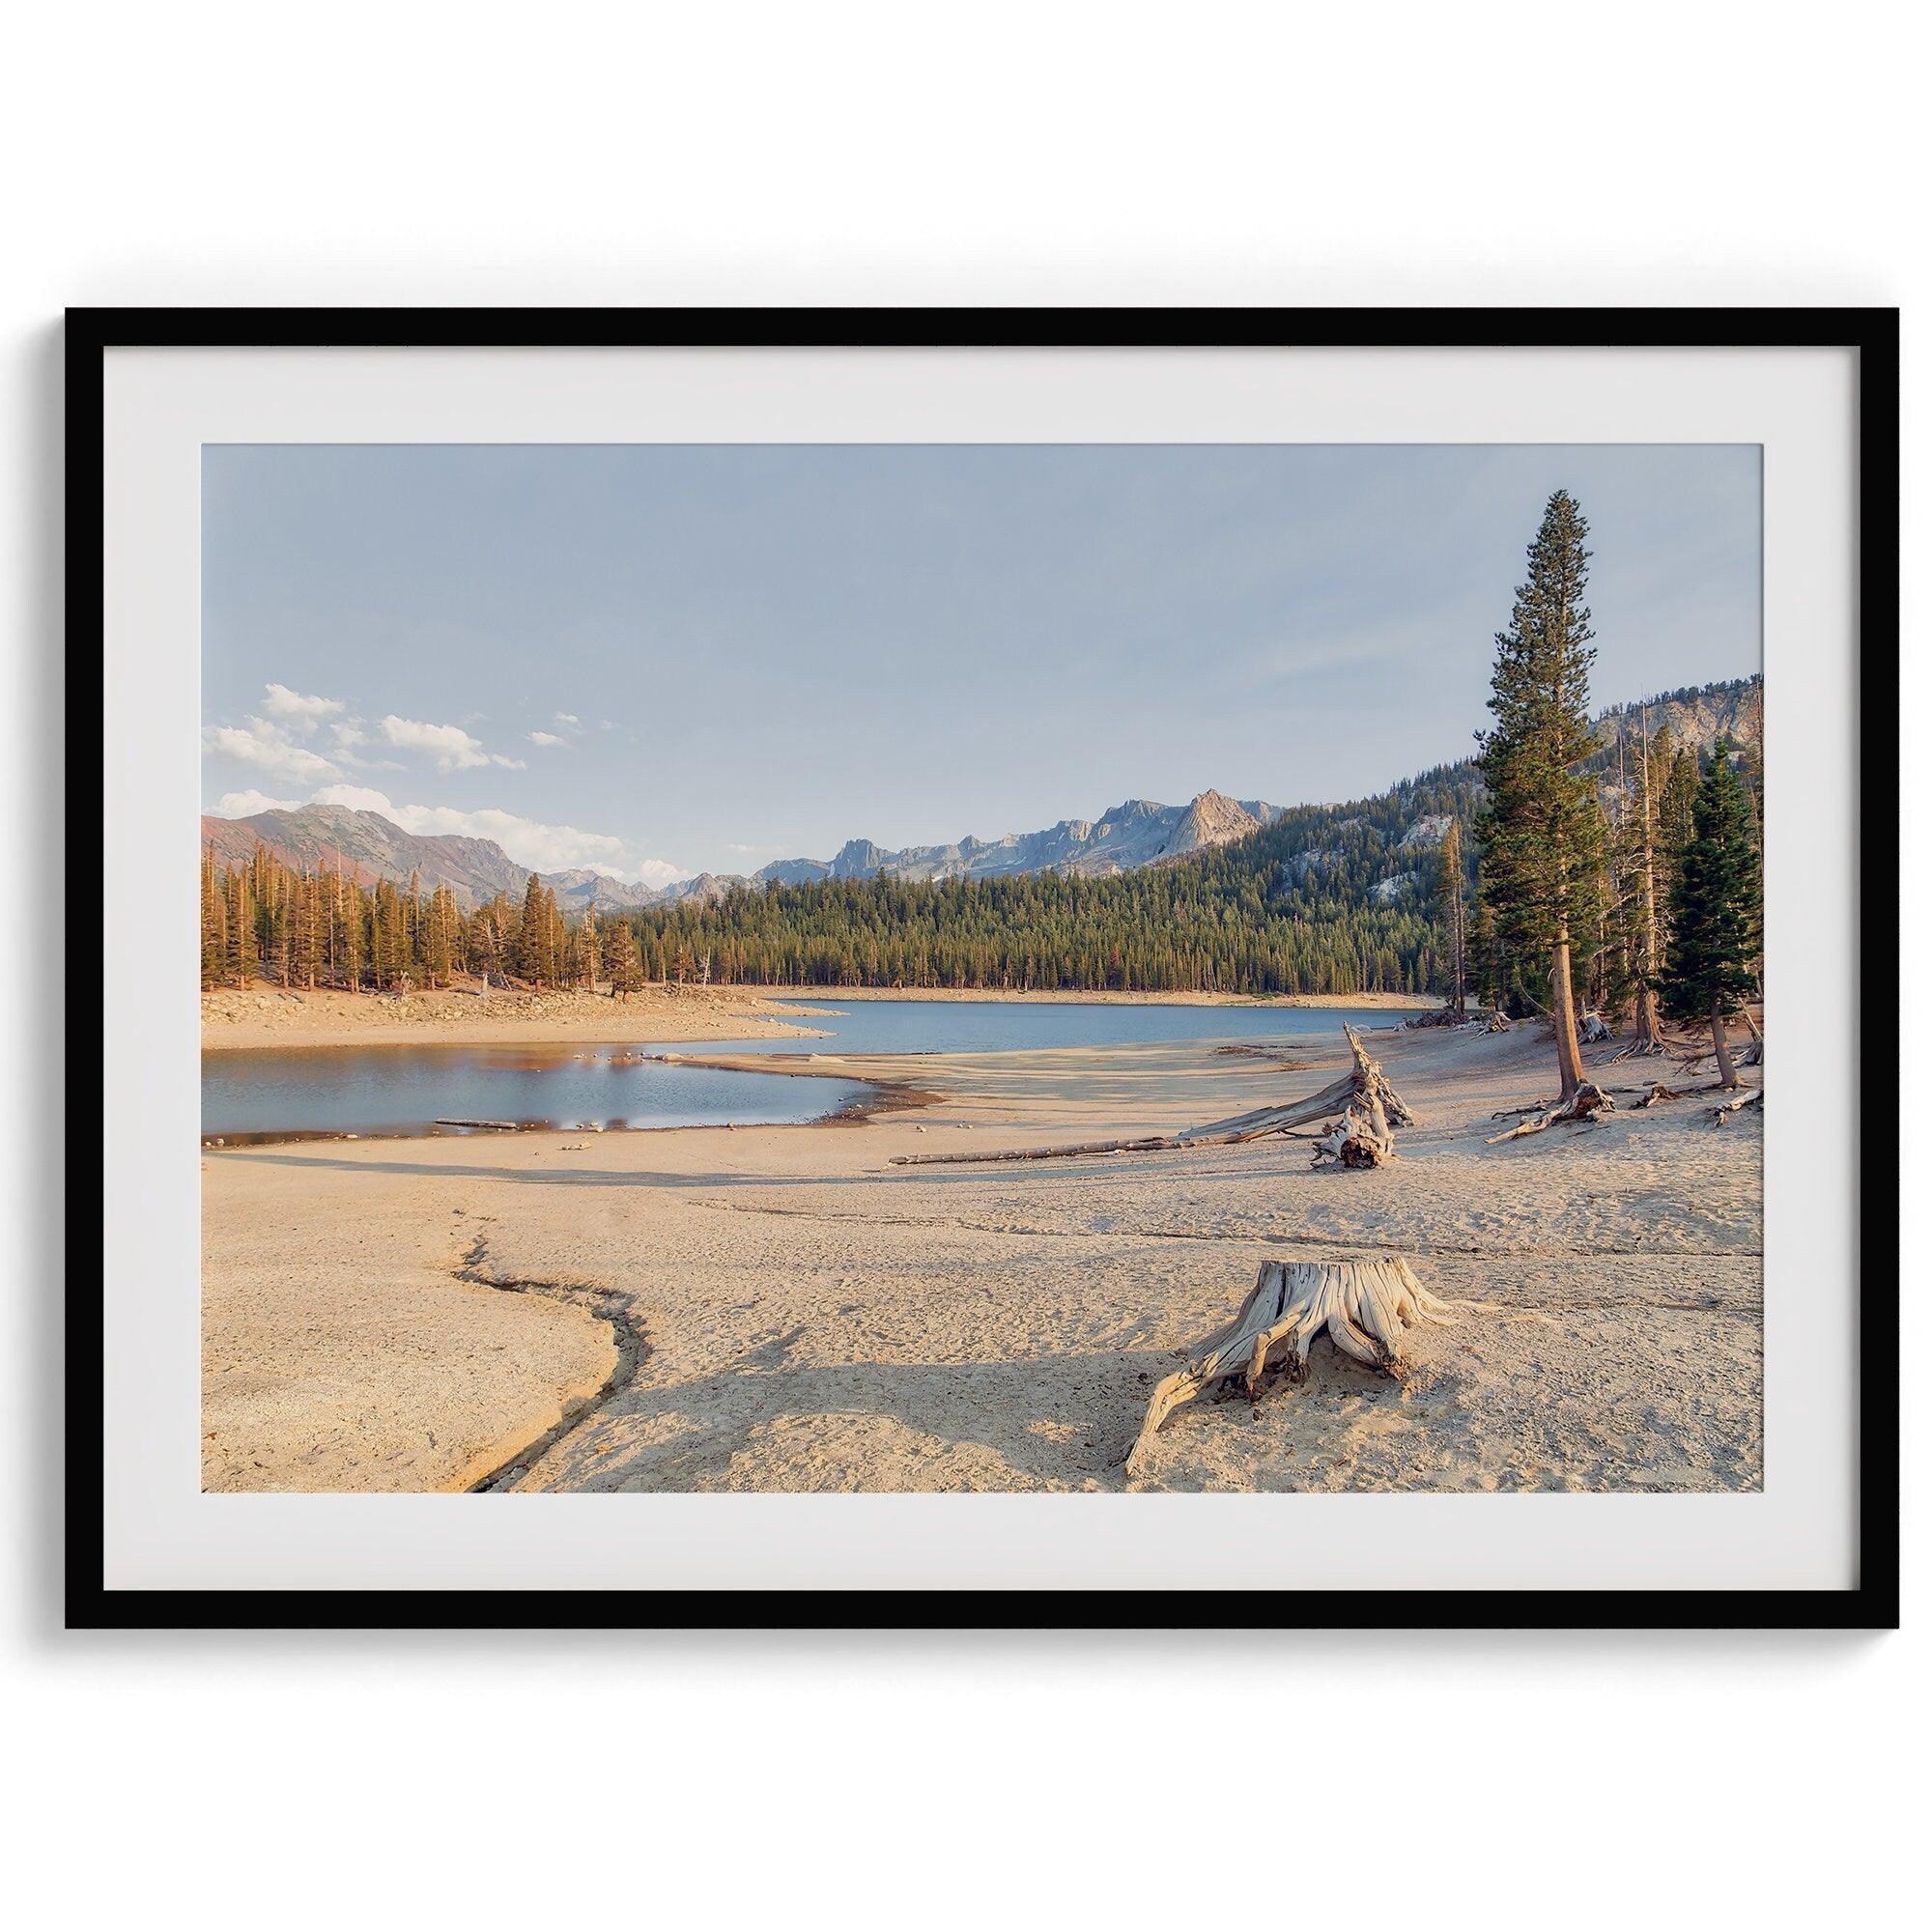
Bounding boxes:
201 1015 1762 1493
200 980 833 1051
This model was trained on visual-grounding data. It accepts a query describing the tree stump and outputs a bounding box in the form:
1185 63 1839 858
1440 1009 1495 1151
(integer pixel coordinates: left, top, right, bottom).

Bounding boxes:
1125 1257 1460 1475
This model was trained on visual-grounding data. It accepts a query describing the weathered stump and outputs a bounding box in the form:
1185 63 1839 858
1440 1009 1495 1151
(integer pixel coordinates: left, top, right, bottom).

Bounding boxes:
1125 1257 1460 1475
1486 1080 1614 1144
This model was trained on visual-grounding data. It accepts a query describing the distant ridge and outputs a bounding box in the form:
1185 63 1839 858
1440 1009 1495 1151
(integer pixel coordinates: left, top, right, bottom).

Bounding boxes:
199 788 1289 913
198 676 1758 916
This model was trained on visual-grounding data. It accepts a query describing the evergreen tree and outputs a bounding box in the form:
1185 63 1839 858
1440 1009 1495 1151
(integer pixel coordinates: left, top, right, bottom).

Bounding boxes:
515 873 554 985
1657 744 1698 904
1660 742 1762 1088
604 918 644 998
1473 490 1606 1097
200 843 226 990
1435 817 1466 1017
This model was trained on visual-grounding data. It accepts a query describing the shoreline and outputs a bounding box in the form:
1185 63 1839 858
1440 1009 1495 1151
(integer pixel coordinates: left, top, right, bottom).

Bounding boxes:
202 978 1437 1054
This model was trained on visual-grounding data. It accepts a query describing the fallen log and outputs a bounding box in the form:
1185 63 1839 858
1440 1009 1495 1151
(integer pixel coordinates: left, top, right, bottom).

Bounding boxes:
1712 1088 1763 1124
435 1118 519 1130
1486 1080 1613 1145
889 1024 1413 1167
1125 1257 1463 1474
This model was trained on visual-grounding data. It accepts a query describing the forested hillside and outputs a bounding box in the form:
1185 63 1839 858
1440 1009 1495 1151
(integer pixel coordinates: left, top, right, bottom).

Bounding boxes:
201 674 1760 1004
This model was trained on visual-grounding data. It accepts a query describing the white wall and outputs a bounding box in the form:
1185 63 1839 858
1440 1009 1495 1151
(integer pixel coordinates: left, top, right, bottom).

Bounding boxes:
3 5 1917 1927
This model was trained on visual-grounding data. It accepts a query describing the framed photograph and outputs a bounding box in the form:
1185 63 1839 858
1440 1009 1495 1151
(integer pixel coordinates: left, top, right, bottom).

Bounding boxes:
72 307 1896 1629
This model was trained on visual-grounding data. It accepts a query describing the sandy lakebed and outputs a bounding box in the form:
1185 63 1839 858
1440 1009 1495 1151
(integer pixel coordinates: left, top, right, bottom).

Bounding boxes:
200 986 1762 1494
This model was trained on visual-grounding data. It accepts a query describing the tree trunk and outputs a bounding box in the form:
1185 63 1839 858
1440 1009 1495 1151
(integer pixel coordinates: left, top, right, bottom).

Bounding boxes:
1632 980 1662 1055
1711 1004 1740 1089
1550 934 1585 1100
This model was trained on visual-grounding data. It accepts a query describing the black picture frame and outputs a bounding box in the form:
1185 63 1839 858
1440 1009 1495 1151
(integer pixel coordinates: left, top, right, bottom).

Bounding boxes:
67 306 1899 1632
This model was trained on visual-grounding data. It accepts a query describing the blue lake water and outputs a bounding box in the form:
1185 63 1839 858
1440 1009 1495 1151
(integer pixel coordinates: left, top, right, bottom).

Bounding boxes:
742 997 1425 1058
200 1042 871 1145
201 999 1427 1144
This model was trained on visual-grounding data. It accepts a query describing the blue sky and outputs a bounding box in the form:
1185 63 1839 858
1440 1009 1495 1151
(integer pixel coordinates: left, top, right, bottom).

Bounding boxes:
202 443 1760 882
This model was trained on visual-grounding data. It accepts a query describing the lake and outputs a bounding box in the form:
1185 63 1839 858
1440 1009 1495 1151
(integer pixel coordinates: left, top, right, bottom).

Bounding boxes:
200 1042 872 1145
201 999 1426 1144
749 997 1425 1057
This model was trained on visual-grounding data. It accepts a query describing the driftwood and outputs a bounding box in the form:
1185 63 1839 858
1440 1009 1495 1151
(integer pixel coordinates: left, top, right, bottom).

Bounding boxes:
435 1118 518 1130
1712 1088 1763 1124
1311 1102 1392 1167
1577 1011 1611 1044
1633 1082 1681 1107
1125 1257 1462 1474
889 1025 1413 1168
1740 1010 1764 1067
1486 1080 1613 1144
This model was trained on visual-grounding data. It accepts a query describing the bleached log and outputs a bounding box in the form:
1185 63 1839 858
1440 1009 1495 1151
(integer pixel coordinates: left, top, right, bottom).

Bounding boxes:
1578 1011 1611 1044
1712 1088 1763 1124
1485 1080 1614 1145
1740 1010 1764 1067
1125 1257 1461 1474
890 1024 1413 1167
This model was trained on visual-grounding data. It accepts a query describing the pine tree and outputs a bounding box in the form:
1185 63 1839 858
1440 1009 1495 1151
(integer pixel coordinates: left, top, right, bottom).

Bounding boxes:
1660 742 1762 1088
604 918 644 998
1657 744 1698 904
1435 818 1466 1018
200 843 226 990
1473 490 1606 1097
516 874 553 985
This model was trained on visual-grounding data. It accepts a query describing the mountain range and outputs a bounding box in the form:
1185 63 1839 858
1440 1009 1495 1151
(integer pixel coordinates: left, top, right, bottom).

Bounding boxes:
200 789 1288 914
199 676 1759 914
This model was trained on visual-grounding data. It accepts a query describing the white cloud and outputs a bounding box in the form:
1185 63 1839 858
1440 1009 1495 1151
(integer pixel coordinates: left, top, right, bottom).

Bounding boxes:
378 714 493 771
490 753 526 770
527 730 567 748
203 719 339 781
308 784 396 814
214 789 298 818
305 785 688 887
554 712 582 727
261 683 345 733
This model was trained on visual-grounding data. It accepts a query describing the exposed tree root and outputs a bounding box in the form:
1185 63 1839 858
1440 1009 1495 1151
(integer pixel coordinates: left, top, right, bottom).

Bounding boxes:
1578 1011 1611 1043
1486 1080 1614 1145
890 1025 1413 1168
1634 1082 1682 1107
1125 1257 1465 1474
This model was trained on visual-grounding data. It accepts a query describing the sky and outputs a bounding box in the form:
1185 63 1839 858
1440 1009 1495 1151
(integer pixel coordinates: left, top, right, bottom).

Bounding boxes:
202 443 1760 884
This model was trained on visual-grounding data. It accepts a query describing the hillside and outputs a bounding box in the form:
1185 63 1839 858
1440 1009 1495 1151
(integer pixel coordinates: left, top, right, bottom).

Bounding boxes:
200 673 1759 991
624 672 1762 997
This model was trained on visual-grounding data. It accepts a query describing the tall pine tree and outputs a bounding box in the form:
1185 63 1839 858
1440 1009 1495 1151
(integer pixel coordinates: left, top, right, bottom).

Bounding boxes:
1473 490 1605 1098
1660 742 1761 1089
1435 817 1467 1018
